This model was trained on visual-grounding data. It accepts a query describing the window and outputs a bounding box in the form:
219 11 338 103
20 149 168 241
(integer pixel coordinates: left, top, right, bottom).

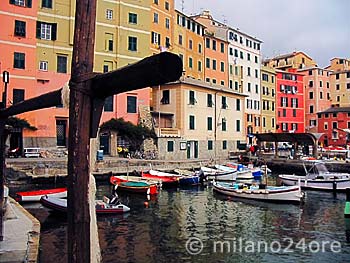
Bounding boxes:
108 39 113 51
161 90 170 104
104 96 114 112
129 13 137 24
198 43 202 53
14 20 26 37
207 94 213 107
236 99 241 111
309 81 313 87
11 0 32 7
255 69 259 78
309 92 314 99
310 105 314 113
336 73 339 80
106 9 113 20
347 83 350 89
220 43 224 53
212 60 217 70
320 81 323 87
165 1 169 10
189 115 195 130
207 117 213 131
212 40 216 50
234 49 238 57
128 36 137 51
205 38 210 48
198 61 202 72
13 52 25 69
247 67 251 76
13 89 25 104
36 21 57 40
220 62 225 72
324 123 328 130
222 96 228 109
222 118 227 131
222 140 227 150
236 120 241 132
167 141 174 152
166 37 170 48
57 55 67 73
165 18 170 29
42 0 52 8
178 35 182 45
39 61 48 71
189 40 193 50
153 13 158 23
154 0 158 4
206 58 210 68
208 140 213 150
240 51 243 59
188 57 193 68
255 56 258 63
189 90 196 105
332 122 338 129
127 96 137 113
151 32 160 45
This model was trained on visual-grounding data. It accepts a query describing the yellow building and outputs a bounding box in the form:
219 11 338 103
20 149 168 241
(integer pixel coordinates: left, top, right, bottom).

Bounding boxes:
264 51 317 70
173 10 205 81
329 69 350 107
325 58 350 72
260 65 276 133
152 78 247 160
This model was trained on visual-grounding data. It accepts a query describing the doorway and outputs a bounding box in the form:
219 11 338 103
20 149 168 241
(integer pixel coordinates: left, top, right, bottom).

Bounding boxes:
186 141 198 159
56 119 67 146
99 132 110 154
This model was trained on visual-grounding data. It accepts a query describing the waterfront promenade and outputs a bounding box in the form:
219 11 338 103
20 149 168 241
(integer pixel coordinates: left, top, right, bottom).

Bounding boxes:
0 197 40 263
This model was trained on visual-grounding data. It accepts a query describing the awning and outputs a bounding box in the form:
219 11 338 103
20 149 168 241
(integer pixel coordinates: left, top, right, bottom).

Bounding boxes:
253 132 320 144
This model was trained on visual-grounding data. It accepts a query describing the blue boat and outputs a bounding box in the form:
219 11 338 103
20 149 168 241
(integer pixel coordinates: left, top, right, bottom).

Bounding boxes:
179 175 199 185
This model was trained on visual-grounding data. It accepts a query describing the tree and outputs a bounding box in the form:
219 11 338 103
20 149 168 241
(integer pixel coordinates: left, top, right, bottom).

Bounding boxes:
100 118 156 151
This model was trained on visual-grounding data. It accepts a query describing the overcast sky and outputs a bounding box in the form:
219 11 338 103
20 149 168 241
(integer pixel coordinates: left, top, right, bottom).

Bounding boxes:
176 0 350 67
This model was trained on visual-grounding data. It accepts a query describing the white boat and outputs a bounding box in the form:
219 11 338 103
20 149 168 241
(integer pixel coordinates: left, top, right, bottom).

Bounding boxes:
213 181 303 203
15 187 67 202
201 166 238 181
41 195 131 214
214 164 255 181
279 162 350 191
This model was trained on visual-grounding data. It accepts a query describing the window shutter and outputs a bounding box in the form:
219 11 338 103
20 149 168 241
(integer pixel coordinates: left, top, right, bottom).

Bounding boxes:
51 23 57 41
26 0 32 7
36 21 42 39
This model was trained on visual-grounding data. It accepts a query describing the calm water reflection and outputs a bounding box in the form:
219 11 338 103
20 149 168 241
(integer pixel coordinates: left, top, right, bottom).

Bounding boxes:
22 181 350 263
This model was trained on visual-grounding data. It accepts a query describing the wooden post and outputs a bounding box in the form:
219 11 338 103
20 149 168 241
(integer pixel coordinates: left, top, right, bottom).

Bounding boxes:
67 0 98 262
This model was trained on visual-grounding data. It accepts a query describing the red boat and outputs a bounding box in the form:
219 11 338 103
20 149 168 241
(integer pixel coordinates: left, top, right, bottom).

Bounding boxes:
141 170 180 187
110 175 159 195
15 188 67 202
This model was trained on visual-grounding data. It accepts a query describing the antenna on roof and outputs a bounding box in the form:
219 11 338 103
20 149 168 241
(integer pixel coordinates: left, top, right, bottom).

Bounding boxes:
222 15 227 25
181 0 184 13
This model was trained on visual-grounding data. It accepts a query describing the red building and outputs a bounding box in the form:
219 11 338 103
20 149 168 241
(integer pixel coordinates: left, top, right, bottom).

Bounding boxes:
317 106 350 147
275 69 305 133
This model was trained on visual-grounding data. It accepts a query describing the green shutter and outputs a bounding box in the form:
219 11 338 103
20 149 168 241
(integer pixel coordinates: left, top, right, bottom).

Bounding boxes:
36 21 41 39
51 23 57 41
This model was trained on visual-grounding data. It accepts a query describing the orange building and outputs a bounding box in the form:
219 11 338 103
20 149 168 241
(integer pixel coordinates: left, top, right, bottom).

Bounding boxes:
173 10 205 81
203 34 229 87
0 0 39 150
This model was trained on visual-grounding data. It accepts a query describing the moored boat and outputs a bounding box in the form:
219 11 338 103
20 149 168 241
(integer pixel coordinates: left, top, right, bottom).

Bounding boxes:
40 195 130 214
213 181 303 203
279 162 350 191
142 170 180 187
15 187 67 202
110 175 159 194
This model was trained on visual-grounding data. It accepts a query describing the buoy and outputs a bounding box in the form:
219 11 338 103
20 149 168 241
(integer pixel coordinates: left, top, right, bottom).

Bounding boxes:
144 201 149 208
345 188 350 218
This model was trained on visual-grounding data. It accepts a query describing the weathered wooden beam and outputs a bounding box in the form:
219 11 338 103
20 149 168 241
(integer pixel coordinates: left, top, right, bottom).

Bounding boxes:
0 89 63 118
91 52 182 98
0 120 6 241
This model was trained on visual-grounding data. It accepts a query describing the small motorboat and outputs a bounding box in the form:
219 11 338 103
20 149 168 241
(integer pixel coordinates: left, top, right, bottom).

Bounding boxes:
15 187 67 202
110 175 159 194
279 161 350 191
213 181 303 203
40 195 130 214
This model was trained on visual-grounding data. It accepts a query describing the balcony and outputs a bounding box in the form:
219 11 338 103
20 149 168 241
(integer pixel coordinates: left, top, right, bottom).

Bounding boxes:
155 128 181 137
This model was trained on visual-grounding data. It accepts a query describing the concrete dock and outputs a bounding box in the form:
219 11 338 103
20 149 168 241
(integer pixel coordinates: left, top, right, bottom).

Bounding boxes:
0 196 40 263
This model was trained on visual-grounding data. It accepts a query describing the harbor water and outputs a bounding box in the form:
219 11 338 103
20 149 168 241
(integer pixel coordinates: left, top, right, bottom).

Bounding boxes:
17 176 350 263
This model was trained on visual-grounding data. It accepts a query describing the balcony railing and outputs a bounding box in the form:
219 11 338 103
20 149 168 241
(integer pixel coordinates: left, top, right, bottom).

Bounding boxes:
155 128 181 137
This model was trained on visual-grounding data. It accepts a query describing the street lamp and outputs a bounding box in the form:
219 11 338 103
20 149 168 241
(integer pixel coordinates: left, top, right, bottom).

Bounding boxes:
2 71 9 109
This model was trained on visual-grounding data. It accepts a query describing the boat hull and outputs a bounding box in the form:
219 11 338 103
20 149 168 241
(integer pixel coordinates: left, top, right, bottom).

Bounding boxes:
213 182 303 203
110 176 159 194
279 175 350 191
40 196 130 214
15 188 67 202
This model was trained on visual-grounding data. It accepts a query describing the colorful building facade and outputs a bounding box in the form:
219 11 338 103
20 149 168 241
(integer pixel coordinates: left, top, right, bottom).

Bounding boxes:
275 69 305 133
317 106 350 147
260 65 276 133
